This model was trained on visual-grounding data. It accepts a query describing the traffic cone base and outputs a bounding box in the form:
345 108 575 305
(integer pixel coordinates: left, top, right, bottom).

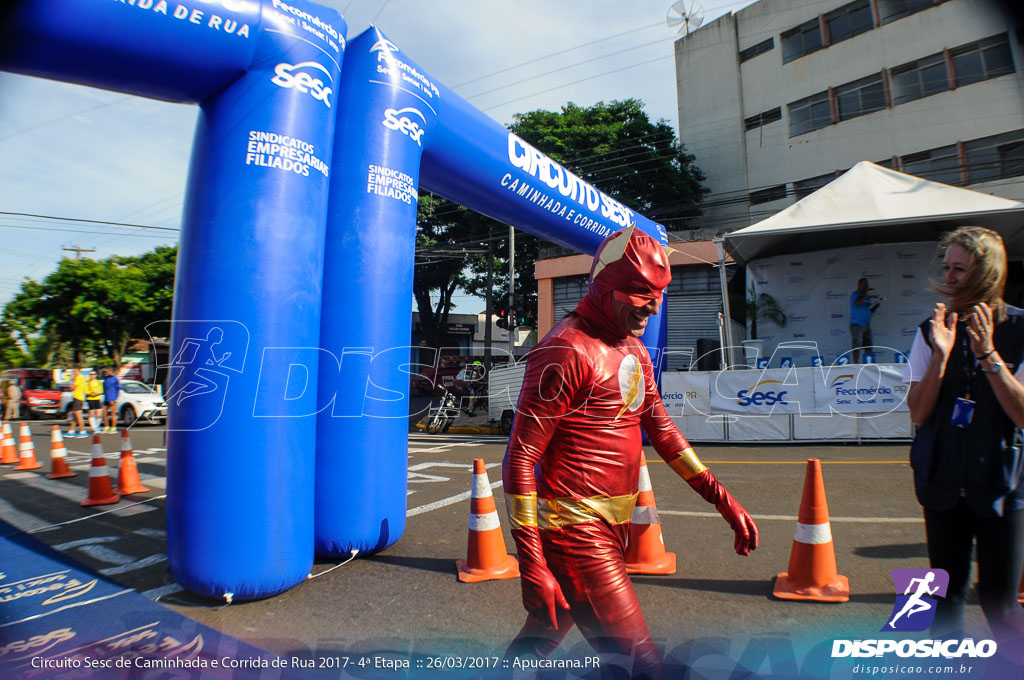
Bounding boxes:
625 524 677 575
456 458 520 583
774 572 850 603
456 554 520 583
624 453 676 575
117 429 150 495
47 426 75 479
772 458 849 603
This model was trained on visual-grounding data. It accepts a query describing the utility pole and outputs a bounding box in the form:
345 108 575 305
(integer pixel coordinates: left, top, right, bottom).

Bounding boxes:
715 237 735 369
507 225 516 358
63 245 96 260
483 236 493 373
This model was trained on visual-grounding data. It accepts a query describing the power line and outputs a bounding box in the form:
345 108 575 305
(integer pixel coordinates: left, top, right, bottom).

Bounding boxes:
452 21 663 90
0 212 179 232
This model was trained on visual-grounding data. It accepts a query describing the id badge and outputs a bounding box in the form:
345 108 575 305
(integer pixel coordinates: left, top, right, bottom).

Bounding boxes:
951 397 975 429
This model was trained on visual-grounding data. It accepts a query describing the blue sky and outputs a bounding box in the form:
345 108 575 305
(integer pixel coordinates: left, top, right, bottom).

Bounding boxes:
0 0 753 313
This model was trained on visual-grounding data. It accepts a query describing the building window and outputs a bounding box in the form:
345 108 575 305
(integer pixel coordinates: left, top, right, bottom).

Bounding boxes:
739 37 774 63
750 184 788 204
878 0 934 25
964 130 1024 183
744 107 782 131
782 18 823 63
874 158 895 169
890 52 949 104
788 91 831 136
902 145 962 185
825 0 874 45
793 173 835 199
951 34 1015 88
835 73 886 121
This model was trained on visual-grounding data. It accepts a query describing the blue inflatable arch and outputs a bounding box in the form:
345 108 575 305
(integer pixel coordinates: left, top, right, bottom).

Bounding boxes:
1 2 670 600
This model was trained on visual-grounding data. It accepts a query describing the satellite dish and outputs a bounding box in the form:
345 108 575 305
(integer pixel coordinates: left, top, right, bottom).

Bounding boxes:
666 0 705 36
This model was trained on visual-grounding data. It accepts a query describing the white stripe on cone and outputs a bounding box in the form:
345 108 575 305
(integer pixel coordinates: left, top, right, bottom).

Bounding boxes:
89 466 110 478
631 505 661 525
794 521 833 545
121 432 133 452
638 464 653 492
472 473 493 498
51 430 67 458
469 512 501 532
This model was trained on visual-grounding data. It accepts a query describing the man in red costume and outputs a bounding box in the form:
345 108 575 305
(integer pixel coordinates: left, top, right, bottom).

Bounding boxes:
502 226 759 679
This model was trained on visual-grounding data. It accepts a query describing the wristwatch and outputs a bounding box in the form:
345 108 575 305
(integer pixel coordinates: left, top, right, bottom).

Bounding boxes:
981 360 1005 374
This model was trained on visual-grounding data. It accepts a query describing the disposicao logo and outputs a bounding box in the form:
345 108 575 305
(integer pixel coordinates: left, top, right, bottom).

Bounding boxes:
736 379 788 407
831 568 997 660
883 568 948 632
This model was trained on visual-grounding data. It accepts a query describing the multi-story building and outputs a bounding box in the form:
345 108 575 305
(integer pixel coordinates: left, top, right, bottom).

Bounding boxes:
673 0 1024 233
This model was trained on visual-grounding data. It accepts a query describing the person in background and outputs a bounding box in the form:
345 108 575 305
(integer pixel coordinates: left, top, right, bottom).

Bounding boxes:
849 277 882 364
904 226 1024 646
103 367 120 434
67 366 88 438
502 226 758 679
85 369 105 435
4 380 20 421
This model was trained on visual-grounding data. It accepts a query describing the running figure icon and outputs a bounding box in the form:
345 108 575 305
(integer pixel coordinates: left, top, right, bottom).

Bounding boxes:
165 328 232 407
888 571 939 628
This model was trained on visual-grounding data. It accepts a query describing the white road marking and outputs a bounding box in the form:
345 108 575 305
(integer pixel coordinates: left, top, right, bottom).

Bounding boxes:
658 510 923 523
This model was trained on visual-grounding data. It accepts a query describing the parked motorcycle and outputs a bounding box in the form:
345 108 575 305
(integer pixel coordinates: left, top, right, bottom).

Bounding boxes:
426 386 459 434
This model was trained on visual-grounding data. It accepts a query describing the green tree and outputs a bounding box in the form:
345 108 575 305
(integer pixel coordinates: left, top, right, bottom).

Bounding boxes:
0 245 177 367
494 99 707 325
412 98 707 342
414 195 499 348
741 283 787 340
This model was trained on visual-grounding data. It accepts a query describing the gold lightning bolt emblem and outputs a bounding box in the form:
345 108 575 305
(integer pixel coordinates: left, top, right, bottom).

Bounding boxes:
616 356 644 419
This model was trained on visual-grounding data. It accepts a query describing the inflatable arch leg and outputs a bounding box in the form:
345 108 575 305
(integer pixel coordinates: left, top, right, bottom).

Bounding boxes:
313 27 668 557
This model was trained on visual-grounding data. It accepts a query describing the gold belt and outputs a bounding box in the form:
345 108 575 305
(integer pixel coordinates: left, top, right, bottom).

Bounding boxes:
505 491 638 529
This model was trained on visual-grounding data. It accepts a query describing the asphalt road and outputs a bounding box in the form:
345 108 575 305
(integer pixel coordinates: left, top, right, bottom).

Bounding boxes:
0 419 994 676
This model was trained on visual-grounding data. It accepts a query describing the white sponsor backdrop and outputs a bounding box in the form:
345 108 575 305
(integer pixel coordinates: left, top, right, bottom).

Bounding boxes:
661 365 911 441
748 241 941 367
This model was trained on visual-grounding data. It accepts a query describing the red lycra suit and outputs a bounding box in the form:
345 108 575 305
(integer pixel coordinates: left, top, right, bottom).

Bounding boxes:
502 227 758 680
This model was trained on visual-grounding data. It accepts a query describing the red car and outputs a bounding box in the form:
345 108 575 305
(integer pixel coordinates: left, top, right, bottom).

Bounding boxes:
2 368 62 419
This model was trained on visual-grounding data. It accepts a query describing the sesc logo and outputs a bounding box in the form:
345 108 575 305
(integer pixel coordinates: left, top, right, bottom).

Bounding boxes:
271 62 333 108
736 379 788 407
382 107 426 146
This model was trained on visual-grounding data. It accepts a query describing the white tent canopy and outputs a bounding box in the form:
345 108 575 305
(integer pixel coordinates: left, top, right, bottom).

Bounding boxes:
724 161 1024 266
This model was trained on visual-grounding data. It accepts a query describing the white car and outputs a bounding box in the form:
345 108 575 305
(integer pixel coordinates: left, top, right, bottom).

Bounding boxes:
60 379 167 426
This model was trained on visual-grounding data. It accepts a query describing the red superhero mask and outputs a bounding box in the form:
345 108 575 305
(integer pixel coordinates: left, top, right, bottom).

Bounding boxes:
575 226 672 335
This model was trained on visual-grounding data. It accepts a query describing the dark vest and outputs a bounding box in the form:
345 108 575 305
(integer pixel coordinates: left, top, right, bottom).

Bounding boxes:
911 304 1024 516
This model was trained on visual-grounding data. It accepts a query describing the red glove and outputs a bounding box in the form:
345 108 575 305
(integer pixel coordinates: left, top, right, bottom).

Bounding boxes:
687 469 759 556
511 526 570 629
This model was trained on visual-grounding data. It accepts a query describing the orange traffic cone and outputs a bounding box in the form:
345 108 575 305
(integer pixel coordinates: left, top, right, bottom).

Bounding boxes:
625 452 676 575
13 423 41 471
774 458 849 602
81 435 120 507
1018 572 1023 604
0 422 17 465
46 426 75 479
116 429 149 495
456 458 519 583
